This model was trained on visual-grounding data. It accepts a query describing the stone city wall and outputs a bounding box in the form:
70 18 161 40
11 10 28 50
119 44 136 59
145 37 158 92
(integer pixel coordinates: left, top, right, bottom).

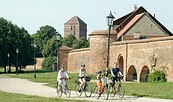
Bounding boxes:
66 29 173 82
68 48 90 73
110 36 173 82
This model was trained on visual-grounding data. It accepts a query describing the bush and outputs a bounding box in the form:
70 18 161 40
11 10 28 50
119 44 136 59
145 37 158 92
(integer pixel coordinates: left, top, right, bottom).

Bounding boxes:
41 57 57 70
148 70 166 82
101 67 111 77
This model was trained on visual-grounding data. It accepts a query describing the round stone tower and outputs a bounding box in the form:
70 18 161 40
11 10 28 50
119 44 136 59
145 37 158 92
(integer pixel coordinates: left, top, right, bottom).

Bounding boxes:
89 30 117 73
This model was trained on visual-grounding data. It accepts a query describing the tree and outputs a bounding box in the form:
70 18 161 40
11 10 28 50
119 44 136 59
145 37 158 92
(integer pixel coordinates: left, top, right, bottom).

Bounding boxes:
0 17 33 72
42 56 57 70
61 35 77 48
62 35 89 49
42 35 59 57
72 37 89 49
32 25 57 57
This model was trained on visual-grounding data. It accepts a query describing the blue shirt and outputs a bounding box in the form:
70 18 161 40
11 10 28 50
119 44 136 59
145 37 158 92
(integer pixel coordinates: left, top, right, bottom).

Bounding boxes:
111 67 120 77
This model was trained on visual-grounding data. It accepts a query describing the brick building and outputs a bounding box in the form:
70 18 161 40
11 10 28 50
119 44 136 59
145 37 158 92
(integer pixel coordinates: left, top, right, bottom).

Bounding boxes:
64 16 87 39
59 6 173 82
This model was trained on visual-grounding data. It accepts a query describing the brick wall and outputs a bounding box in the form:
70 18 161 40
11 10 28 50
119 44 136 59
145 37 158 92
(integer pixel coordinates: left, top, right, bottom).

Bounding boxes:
68 48 90 73
66 30 173 82
110 36 173 82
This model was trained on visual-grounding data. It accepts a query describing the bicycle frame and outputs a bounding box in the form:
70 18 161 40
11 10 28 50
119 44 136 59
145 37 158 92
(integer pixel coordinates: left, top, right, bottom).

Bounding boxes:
75 79 92 97
57 79 71 98
115 79 121 92
109 77 125 98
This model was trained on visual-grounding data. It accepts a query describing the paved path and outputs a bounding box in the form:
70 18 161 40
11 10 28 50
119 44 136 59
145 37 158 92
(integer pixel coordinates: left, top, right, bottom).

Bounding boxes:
0 75 173 102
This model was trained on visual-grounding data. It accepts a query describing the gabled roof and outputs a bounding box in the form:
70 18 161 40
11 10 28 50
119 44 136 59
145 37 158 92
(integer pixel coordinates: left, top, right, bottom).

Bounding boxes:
117 13 145 38
114 6 172 39
64 16 87 25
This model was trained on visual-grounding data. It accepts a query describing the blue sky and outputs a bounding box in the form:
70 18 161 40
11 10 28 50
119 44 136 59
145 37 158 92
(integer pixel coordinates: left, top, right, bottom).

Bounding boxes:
0 0 173 36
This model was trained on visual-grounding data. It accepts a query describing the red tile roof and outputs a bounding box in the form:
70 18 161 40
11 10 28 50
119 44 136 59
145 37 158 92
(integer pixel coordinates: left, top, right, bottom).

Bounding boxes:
114 6 172 39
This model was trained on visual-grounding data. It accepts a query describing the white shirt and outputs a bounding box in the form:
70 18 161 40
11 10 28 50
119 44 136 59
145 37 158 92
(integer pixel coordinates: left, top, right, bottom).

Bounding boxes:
57 70 69 81
79 68 85 77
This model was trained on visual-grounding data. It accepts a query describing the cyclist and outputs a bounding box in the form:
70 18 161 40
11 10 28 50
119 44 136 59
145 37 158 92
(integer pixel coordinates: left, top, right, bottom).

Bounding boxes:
96 70 104 96
78 64 86 91
110 63 123 88
57 66 69 87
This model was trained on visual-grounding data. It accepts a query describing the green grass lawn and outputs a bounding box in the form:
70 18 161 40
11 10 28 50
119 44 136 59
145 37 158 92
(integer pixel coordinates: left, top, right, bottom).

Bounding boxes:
124 82 173 99
3 69 173 99
7 70 96 91
0 90 90 102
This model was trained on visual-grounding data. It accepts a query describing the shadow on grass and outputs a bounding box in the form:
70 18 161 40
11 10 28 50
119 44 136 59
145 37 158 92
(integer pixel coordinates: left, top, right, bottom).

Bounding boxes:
132 93 150 97
21 70 56 74
0 69 56 74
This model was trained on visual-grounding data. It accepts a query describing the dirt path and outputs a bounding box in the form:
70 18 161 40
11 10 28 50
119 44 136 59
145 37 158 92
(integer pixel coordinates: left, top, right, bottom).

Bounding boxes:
0 76 172 102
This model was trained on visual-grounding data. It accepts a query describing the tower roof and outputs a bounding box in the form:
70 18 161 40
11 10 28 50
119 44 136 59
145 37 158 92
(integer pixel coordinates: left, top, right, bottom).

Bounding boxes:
64 16 87 25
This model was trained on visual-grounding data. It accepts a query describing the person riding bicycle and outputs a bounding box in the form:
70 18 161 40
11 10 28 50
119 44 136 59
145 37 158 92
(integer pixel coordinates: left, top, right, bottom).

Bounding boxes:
96 70 104 96
78 64 86 91
57 66 69 87
110 63 123 88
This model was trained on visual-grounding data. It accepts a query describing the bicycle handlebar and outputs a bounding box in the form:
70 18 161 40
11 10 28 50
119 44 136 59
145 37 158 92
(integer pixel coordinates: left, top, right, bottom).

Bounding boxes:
60 77 71 80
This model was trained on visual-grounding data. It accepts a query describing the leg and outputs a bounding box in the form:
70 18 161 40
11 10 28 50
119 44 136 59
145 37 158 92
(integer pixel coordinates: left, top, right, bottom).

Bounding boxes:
111 77 116 87
97 82 102 95
79 78 83 88
79 77 86 88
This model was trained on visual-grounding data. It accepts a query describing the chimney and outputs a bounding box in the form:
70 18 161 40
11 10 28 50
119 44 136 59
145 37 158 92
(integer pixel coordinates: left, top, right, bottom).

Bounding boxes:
154 14 155 18
134 5 137 10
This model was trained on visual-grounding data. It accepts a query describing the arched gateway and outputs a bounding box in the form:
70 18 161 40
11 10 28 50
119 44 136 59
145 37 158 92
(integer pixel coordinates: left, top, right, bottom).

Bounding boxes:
140 66 149 82
118 55 124 75
127 65 137 81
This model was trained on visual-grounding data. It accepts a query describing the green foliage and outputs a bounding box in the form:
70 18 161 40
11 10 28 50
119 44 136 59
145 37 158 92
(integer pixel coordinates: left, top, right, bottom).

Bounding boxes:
42 36 58 57
62 35 89 49
0 17 34 68
61 34 77 48
32 25 58 57
72 37 89 49
101 66 111 77
148 70 166 82
41 57 57 70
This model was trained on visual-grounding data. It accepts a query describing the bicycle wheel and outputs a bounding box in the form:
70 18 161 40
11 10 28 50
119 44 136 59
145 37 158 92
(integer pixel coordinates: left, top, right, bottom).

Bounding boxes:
102 86 109 100
76 84 82 97
56 85 62 97
84 84 92 97
64 85 71 98
109 86 116 97
94 86 99 99
118 83 125 98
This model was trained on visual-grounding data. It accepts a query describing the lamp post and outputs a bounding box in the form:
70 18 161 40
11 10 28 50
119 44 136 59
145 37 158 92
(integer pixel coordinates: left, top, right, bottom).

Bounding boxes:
7 53 10 75
56 32 61 71
16 48 19 75
34 43 37 78
105 12 115 77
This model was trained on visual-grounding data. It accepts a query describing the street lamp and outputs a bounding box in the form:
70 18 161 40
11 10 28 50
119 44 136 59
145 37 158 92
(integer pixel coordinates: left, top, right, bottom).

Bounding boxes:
56 32 61 71
7 53 10 75
105 11 115 78
16 48 19 75
34 43 37 78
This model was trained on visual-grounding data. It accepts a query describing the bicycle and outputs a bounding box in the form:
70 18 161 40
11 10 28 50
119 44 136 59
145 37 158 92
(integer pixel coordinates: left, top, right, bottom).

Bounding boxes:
75 76 92 97
56 78 71 98
94 77 109 100
109 76 125 98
